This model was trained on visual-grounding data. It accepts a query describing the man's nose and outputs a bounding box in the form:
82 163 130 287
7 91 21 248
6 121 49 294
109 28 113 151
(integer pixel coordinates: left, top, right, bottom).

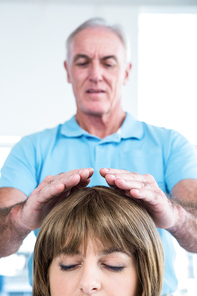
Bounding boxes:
79 265 101 294
89 62 103 83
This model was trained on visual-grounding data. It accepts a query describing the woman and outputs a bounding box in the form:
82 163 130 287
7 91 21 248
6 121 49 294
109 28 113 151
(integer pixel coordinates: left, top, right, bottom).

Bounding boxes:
33 186 164 296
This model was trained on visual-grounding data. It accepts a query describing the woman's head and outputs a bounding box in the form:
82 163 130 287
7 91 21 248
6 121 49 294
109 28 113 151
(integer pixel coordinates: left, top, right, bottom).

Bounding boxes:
33 186 164 296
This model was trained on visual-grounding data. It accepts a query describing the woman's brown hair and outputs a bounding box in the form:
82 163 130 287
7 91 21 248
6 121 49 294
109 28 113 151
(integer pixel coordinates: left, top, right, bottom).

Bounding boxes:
33 186 164 296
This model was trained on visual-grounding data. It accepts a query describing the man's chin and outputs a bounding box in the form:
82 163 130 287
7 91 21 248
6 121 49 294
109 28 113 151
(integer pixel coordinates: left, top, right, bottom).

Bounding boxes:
80 104 110 117
84 109 108 117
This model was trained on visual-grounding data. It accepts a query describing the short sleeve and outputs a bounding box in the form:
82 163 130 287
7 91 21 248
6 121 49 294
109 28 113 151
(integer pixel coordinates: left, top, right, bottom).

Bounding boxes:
0 136 38 196
165 130 197 193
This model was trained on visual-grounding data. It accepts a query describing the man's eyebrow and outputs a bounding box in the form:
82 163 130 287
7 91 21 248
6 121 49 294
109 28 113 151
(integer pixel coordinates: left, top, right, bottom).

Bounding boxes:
73 54 90 63
73 54 118 63
101 55 118 62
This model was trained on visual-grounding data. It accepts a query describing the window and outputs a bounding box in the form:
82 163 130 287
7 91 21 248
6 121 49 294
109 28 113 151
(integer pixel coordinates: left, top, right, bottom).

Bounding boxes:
138 11 197 295
138 12 197 145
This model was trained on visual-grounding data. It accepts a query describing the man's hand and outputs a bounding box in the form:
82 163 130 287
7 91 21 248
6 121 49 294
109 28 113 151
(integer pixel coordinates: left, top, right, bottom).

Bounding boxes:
16 168 94 231
100 168 183 230
0 168 94 257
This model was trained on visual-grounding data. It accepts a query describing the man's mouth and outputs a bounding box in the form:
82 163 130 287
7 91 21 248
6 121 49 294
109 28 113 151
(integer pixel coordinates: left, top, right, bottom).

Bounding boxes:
86 89 105 93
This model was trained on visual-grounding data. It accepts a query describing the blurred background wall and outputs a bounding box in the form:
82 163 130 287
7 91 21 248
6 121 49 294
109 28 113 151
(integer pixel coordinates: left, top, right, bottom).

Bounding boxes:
0 0 140 137
0 0 197 295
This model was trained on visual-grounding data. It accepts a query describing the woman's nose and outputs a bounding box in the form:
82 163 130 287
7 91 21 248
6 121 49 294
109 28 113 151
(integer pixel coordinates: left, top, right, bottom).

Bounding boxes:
79 265 101 294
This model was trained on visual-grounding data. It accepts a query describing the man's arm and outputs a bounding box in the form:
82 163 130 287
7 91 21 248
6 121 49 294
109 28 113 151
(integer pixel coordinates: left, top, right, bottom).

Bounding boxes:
167 179 197 252
0 187 27 207
0 201 30 257
0 168 94 258
0 187 28 257
100 168 197 253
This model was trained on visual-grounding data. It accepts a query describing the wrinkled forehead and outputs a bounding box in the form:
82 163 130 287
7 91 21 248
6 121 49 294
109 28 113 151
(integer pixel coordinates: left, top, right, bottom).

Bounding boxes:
67 27 126 63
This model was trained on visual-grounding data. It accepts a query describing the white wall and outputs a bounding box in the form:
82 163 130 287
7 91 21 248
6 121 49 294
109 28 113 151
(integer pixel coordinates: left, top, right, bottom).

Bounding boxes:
0 2 139 137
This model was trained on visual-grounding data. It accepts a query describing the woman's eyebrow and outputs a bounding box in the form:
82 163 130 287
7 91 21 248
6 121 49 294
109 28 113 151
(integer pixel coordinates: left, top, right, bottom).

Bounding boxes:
100 247 127 256
61 250 81 256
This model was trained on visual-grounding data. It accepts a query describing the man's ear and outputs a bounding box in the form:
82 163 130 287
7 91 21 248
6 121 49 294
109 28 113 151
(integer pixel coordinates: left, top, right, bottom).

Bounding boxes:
123 62 132 85
64 61 71 83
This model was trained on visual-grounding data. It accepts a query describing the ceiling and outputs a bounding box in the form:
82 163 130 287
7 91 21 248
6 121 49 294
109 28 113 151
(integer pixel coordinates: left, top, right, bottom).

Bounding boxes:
0 0 197 5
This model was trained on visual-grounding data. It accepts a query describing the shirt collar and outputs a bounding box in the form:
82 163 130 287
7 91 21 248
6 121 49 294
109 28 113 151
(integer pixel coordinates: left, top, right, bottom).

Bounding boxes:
60 113 144 140
120 112 144 139
60 116 88 137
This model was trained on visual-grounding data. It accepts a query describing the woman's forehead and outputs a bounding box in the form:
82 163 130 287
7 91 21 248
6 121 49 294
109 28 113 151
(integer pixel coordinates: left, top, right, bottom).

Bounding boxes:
59 235 131 257
59 238 130 258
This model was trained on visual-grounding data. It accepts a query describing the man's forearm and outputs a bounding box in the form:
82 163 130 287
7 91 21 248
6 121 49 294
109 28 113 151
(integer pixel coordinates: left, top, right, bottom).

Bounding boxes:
0 202 31 257
167 201 197 253
0 169 94 258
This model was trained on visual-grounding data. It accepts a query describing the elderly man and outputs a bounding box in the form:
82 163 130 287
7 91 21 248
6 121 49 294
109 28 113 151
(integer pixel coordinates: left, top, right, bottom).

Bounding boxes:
0 18 197 295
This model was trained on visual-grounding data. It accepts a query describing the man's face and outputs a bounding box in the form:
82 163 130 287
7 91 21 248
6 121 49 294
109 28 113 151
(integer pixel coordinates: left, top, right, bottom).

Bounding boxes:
64 27 131 117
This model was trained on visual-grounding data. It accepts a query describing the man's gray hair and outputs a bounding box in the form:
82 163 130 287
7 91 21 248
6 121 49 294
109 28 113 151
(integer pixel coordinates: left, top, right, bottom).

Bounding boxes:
66 18 131 63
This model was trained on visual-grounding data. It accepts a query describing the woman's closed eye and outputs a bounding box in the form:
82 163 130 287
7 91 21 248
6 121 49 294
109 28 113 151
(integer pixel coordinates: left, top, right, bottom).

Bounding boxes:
60 264 80 271
60 263 125 272
102 264 125 272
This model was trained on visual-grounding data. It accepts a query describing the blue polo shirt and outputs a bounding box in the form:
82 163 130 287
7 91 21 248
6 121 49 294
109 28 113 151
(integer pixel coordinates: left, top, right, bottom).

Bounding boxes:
1 113 197 294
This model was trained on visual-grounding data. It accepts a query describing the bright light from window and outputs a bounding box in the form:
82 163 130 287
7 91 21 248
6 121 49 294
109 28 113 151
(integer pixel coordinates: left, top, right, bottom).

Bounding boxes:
138 12 197 295
0 136 21 170
0 147 11 169
138 13 197 145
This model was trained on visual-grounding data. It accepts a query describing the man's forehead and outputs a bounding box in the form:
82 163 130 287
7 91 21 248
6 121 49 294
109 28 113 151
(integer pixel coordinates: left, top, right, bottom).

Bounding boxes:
68 27 125 60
